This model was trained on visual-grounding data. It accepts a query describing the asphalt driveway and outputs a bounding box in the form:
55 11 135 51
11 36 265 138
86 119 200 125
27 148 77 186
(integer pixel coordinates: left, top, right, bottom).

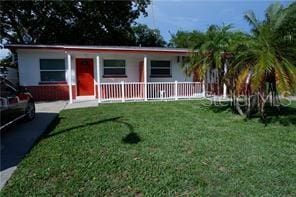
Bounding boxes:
0 101 67 189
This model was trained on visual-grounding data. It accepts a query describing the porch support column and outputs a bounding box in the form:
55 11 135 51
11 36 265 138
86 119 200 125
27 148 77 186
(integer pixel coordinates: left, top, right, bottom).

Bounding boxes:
202 80 206 97
67 52 73 104
223 60 228 98
96 55 101 103
144 55 148 101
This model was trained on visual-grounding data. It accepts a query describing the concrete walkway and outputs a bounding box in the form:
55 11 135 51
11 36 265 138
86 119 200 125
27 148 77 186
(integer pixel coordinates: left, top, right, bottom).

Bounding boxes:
0 101 67 189
65 99 98 110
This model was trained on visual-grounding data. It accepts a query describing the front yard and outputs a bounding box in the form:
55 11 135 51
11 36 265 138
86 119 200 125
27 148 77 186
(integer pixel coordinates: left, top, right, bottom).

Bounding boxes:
2 100 296 196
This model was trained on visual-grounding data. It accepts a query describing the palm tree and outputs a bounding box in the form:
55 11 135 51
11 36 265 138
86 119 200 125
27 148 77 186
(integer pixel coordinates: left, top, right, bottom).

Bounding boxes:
182 24 237 95
232 2 296 121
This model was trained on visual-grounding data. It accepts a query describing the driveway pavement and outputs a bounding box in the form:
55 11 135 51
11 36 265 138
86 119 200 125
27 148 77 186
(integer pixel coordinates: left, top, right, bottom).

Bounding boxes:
0 101 67 189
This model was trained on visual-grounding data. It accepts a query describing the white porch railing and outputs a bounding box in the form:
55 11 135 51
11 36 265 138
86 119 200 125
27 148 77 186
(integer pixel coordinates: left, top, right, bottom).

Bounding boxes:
100 82 145 102
147 82 175 100
99 81 204 102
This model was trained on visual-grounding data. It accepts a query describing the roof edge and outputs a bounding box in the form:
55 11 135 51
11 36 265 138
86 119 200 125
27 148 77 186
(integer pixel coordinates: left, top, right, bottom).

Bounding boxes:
5 44 191 54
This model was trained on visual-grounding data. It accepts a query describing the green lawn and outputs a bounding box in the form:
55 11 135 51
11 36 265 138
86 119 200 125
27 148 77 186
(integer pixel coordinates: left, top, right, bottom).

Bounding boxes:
2 100 296 196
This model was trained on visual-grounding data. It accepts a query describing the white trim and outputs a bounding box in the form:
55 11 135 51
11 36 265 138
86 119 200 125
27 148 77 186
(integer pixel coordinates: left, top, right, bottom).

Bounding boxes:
223 61 228 98
67 53 73 104
121 81 125 102
202 80 206 97
174 80 178 100
96 55 101 103
144 56 148 101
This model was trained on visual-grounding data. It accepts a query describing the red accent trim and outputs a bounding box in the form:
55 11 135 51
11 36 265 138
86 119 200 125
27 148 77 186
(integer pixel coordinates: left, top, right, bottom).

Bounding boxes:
39 81 67 85
102 75 127 78
139 61 144 82
72 85 76 100
95 84 98 99
25 85 76 101
7 46 190 55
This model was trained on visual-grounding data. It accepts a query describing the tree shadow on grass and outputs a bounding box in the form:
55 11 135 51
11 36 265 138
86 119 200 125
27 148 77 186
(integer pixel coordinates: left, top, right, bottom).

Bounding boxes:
259 106 296 126
115 119 141 144
44 116 141 144
204 102 296 126
202 102 237 114
122 132 141 144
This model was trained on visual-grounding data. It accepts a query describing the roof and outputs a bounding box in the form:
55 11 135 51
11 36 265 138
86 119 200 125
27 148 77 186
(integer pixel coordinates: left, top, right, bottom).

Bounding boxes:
5 44 190 55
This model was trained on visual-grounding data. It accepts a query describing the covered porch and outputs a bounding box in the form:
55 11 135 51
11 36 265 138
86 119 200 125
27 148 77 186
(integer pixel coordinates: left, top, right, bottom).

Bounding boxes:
66 52 207 103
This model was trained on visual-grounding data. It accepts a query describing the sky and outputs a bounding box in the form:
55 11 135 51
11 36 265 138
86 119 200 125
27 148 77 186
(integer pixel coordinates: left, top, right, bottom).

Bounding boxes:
137 0 293 41
0 0 293 59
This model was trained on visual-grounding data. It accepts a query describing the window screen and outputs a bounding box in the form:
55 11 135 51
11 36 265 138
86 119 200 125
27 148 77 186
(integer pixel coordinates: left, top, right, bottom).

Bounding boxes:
150 60 171 77
40 59 66 82
103 60 126 76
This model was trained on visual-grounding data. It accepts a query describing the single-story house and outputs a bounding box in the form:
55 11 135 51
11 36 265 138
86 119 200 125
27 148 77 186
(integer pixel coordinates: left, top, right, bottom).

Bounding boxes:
5 45 225 103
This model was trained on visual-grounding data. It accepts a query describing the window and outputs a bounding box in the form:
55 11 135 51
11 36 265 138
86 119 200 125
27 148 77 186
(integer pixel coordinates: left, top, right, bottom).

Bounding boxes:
150 60 171 77
103 60 126 77
40 59 66 82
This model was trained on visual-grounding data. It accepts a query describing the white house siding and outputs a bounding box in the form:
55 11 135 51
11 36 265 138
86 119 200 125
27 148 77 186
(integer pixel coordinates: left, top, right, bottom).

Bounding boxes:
17 49 192 87
99 54 192 83
147 55 192 82
98 53 143 83
17 49 66 86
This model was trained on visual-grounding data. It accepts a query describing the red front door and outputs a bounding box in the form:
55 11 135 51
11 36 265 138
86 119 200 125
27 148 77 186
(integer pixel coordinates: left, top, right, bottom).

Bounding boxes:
76 58 94 96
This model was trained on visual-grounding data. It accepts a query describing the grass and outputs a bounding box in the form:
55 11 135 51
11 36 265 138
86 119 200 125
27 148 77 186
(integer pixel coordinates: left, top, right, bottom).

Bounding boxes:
2 100 296 196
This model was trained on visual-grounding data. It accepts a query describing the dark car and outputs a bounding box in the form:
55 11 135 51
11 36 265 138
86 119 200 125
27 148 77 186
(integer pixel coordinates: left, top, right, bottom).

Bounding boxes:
0 77 35 131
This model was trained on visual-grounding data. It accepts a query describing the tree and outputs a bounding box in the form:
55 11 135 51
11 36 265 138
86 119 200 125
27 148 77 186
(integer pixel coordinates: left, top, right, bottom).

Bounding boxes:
132 24 166 47
180 25 244 89
175 2 295 121
169 30 205 48
0 54 16 68
276 2 296 64
0 0 150 45
230 2 296 121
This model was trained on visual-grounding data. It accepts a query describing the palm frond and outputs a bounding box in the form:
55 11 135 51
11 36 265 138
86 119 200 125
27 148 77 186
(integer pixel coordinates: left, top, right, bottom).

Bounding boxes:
251 56 266 91
280 58 296 93
244 11 259 30
273 11 287 30
236 66 250 94
266 2 282 22
274 62 291 94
